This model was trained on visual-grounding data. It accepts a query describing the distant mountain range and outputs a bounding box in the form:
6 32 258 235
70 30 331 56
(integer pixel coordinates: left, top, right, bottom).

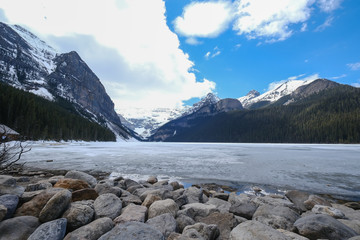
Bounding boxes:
0 22 134 141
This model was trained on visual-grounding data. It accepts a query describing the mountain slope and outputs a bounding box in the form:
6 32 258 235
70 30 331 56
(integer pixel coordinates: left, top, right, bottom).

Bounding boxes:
153 82 360 143
0 22 132 140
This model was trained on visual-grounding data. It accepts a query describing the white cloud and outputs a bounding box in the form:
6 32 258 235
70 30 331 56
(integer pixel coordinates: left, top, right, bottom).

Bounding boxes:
314 16 334 32
174 1 234 38
352 81 360 88
205 47 221 59
317 0 343 12
233 0 313 42
1 0 215 110
0 8 8 22
330 74 347 80
268 73 320 91
347 62 360 71
301 23 308 32
185 37 203 45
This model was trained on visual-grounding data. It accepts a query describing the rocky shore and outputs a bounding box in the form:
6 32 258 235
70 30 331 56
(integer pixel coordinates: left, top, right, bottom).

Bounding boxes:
0 168 359 240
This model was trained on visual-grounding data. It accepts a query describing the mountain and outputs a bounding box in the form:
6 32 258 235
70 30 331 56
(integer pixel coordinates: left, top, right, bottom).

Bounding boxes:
150 79 360 143
0 22 132 140
239 78 316 109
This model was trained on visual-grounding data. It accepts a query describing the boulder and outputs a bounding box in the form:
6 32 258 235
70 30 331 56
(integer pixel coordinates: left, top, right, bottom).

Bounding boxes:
229 220 290 240
54 178 90 191
345 202 360 210
146 213 177 238
95 182 122 197
253 204 300 231
138 188 172 202
184 187 204 203
294 214 358 240
147 176 158 184
62 200 95 231
0 204 6 221
28 218 67 240
312 204 345 218
0 216 40 240
182 223 219 240
277 229 310 240
176 214 195 233
332 203 360 221
172 189 185 200
98 221 164 240
120 191 142 207
339 219 360 234
0 175 25 197
142 193 162 208
206 197 231 213
198 212 236 240
148 199 178 219
285 190 310 212
229 199 258 220
153 180 169 187
20 189 47 203
124 178 142 189
178 203 218 221
0 194 18 219
175 194 189 208
25 181 53 192
113 203 147 224
72 188 98 202
170 181 181 190
64 170 97 188
94 193 122 220
64 217 114 240
303 195 331 210
253 195 294 208
39 189 72 223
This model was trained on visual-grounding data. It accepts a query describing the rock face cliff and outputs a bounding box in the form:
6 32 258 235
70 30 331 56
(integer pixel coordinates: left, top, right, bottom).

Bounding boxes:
0 22 131 140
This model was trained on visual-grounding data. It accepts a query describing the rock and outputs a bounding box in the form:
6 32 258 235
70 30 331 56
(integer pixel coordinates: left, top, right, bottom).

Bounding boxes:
64 170 97 188
16 176 30 183
0 194 18 219
184 187 204 203
94 193 122 220
20 189 47 203
148 198 178 219
176 214 195 233
0 205 6 221
62 201 95 231
253 195 294 208
198 212 236 240
172 189 185 200
168 232 181 240
95 182 122 197
138 188 172 202
124 178 142 189
170 181 181 190
229 220 290 240
147 176 158 184
120 191 142 207
48 175 64 185
72 188 98 202
39 189 72 223
142 193 162 208
0 175 25 197
253 204 300 231
285 190 310 212
98 221 164 240
229 198 258 220
213 192 229 201
175 194 189 208
303 195 331 210
153 180 169 187
277 229 310 240
182 223 220 240
339 219 360 234
206 197 231 213
345 202 360 210
54 178 90 191
332 203 360 221
294 214 358 240
146 213 177 238
179 228 205 239
113 203 147 224
64 217 114 240
178 203 218 221
349 237 360 240
0 216 40 240
15 188 62 217
312 204 345 218
25 181 52 192
28 218 67 240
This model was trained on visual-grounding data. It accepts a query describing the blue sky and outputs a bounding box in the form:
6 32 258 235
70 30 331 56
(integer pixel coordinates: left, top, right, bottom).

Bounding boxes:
1 0 360 109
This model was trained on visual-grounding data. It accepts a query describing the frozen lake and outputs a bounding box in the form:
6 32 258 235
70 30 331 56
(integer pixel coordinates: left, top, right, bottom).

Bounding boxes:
20 142 360 199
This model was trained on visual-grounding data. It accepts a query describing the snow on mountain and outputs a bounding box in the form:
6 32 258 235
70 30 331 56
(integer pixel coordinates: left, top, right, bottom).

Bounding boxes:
239 79 316 108
238 90 260 108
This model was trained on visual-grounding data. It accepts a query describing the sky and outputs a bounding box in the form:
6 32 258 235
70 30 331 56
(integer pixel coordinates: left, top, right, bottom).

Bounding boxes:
0 0 360 110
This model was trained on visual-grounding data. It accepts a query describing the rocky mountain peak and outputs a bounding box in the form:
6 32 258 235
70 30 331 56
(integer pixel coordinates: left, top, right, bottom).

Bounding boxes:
246 90 260 98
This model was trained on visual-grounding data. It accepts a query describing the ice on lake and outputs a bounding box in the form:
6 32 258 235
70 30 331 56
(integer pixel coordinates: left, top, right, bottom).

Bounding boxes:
20 142 360 199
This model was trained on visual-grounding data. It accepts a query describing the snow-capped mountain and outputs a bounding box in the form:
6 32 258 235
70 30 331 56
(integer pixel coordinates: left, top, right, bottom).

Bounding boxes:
239 78 316 109
0 22 132 140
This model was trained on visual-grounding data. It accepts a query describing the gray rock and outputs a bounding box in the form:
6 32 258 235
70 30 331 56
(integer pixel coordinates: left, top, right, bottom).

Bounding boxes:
120 191 142 207
277 229 309 240
253 204 300 231
170 181 181 190
176 214 195 233
113 203 147 224
332 203 360 221
349 237 360 240
198 212 237 240
339 219 360 234
184 187 203 203
138 188 172 202
213 192 229 201
182 223 219 240
294 214 358 240
0 175 25 196
179 228 205 239
229 198 258 219
98 221 164 240
178 203 218 221
153 180 169 187
94 193 122 220
64 217 114 240
229 220 290 240
65 170 97 188
0 194 18 219
285 190 310 212
206 197 231 213
21 189 47 203
147 176 158 184
39 189 72 223
345 202 360 210
62 201 95 231
148 198 178 219
253 195 294 208
175 194 189 208
0 216 40 240
147 213 177 238
172 189 185 200
25 181 53 192
312 204 345 218
124 178 142 189
95 182 122 197
0 204 6 221
142 193 162 208
303 195 331 210
28 218 67 240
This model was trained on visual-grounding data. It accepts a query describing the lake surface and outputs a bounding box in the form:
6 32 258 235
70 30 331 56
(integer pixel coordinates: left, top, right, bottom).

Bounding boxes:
20 142 360 199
